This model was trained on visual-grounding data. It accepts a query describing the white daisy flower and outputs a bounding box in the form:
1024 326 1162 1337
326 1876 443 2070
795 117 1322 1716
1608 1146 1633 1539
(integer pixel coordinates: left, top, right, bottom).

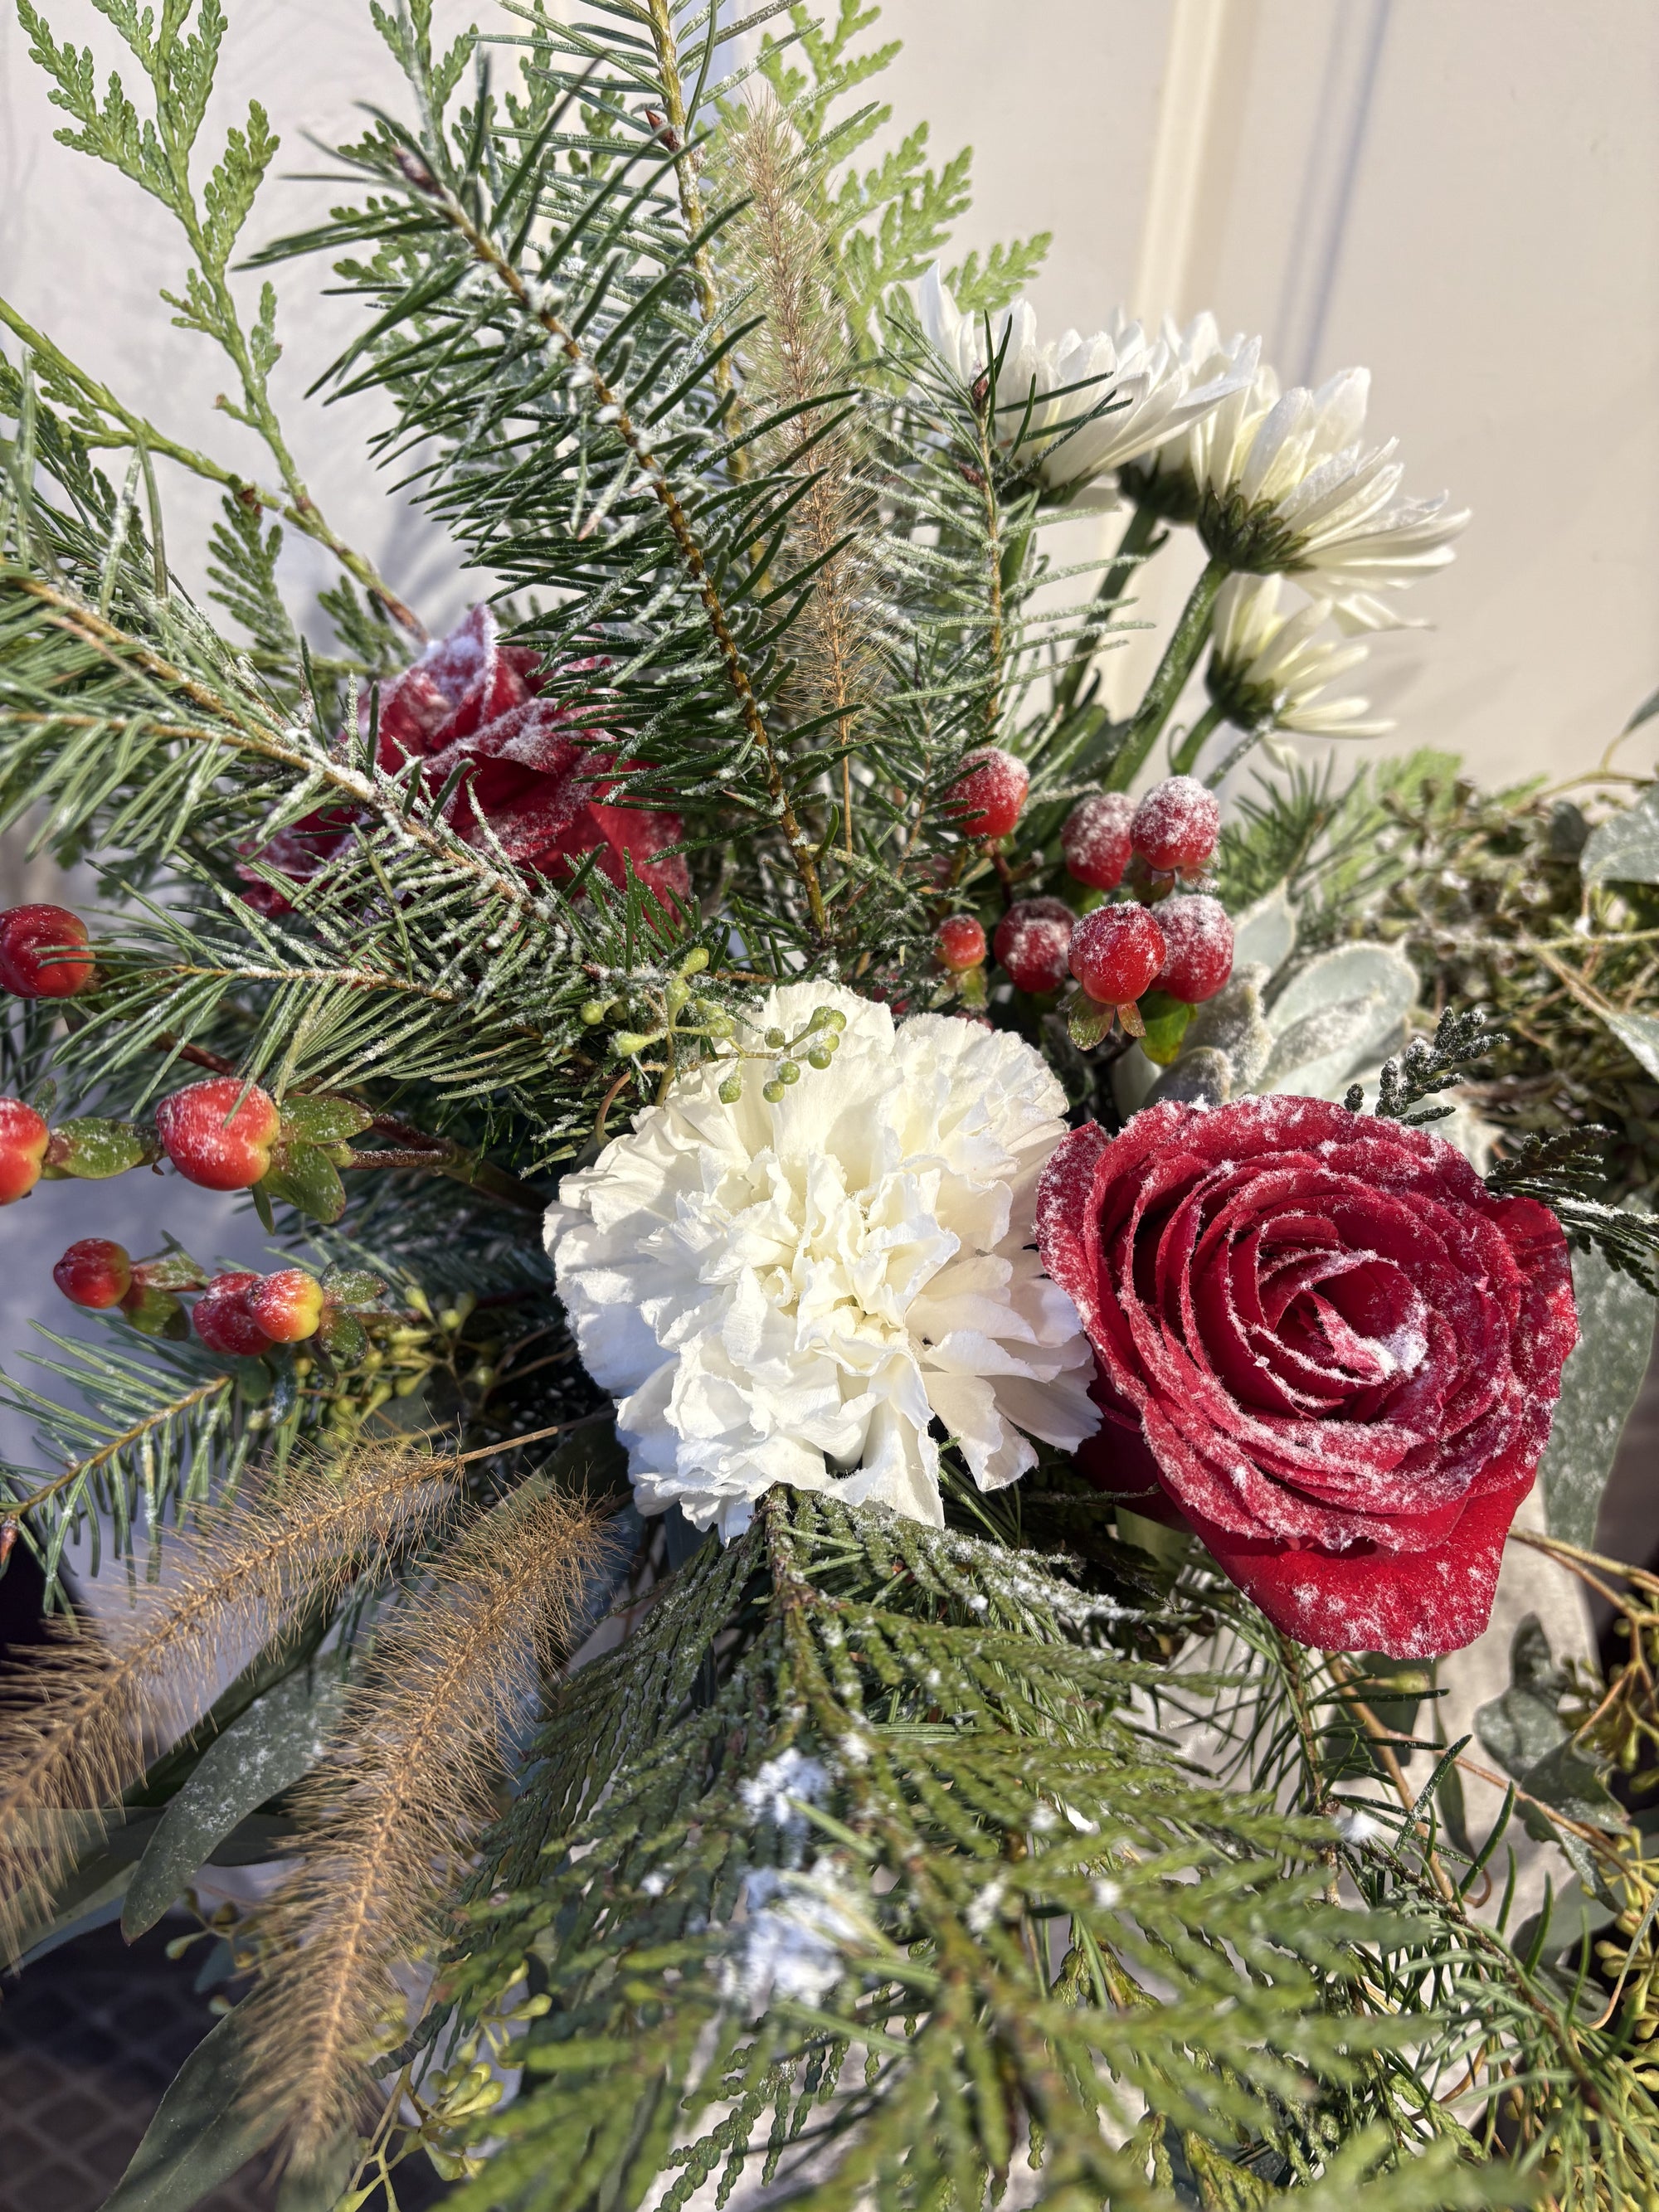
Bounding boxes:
1206 575 1394 739
547 983 1099 1541
915 268 1248 496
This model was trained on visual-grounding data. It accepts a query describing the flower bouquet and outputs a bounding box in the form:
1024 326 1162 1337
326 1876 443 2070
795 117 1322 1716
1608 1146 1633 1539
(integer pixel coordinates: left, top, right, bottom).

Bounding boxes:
2 3 1659 2207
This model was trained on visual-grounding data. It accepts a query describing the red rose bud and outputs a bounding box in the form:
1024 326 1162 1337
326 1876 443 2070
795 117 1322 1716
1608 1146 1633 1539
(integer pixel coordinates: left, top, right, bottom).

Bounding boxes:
248 1269 325 1343
1068 902 1166 1007
1155 893 1234 1004
992 897 1075 994
192 1271 274 1357
53 1237 134 1310
1061 793 1136 891
946 746 1029 840
0 904 95 999
1037 1096 1579 1659
1130 775 1221 875
0 1100 51 1204
935 915 987 973
156 1078 281 1190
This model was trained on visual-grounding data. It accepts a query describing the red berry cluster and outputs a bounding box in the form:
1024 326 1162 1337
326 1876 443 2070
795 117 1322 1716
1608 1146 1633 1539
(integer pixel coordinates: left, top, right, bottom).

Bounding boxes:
54 1240 378 1362
990 775 1233 1043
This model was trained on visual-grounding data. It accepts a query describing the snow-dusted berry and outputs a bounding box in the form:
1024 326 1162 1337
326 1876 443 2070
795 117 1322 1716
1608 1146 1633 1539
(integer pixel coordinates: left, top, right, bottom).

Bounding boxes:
1061 793 1135 891
946 746 1029 839
156 1077 280 1190
1156 893 1234 1004
1070 902 1167 1006
935 915 987 973
1130 775 1220 874
53 1238 134 1310
0 904 94 999
993 898 1074 994
248 1269 325 1343
0 1099 51 1205
192 1271 274 1357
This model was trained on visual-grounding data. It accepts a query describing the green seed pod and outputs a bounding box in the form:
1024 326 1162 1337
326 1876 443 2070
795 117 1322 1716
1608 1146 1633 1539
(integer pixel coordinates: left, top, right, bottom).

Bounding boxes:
718 1074 743 1104
762 1079 786 1104
611 1030 658 1057
812 1006 848 1032
806 1044 833 1069
664 976 692 1015
778 1060 800 1084
580 999 608 1025
679 946 711 976
765 1027 786 1049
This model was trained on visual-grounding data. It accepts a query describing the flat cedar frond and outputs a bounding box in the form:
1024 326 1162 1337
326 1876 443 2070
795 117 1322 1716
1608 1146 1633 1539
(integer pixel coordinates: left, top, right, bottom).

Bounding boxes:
0 1440 462 1959
244 1478 617 2161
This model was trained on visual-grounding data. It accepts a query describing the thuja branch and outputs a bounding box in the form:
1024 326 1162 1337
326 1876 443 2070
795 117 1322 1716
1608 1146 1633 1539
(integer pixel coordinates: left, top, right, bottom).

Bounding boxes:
0 299 422 636
397 163 829 936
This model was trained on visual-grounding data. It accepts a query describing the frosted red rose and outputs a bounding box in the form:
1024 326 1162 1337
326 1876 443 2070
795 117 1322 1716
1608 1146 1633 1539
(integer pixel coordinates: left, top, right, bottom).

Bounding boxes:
241 606 688 912
1038 1095 1578 1658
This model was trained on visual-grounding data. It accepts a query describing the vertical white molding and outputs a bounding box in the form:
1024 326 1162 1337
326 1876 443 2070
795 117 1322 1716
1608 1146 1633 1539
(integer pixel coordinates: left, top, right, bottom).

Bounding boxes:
1130 0 1233 323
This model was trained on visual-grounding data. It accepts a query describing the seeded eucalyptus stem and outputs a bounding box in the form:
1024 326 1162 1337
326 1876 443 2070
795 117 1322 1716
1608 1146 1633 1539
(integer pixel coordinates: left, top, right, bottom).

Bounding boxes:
1104 553 1229 792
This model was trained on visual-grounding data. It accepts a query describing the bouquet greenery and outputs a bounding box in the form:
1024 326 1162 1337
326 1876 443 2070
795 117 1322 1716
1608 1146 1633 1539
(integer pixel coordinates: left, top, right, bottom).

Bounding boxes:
2 5 1659 2209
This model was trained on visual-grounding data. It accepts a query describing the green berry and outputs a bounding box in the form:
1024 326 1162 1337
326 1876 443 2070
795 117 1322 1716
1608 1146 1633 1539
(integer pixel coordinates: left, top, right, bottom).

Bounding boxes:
678 947 710 976
718 1074 742 1104
806 1045 833 1069
611 1030 657 1057
762 1079 786 1104
778 1060 800 1085
813 1007 847 1032
764 1027 786 1049
580 999 608 1025
664 976 691 1014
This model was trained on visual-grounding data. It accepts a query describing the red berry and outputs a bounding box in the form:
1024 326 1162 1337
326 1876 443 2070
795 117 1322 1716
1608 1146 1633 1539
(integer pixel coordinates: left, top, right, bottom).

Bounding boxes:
993 897 1075 994
53 1237 134 1309
192 1271 274 1357
1069 903 1167 1006
1156 893 1235 1004
1061 793 1135 891
156 1077 281 1190
935 915 988 973
247 1269 325 1343
1130 775 1221 875
0 1099 51 1205
946 747 1029 839
0 905 94 999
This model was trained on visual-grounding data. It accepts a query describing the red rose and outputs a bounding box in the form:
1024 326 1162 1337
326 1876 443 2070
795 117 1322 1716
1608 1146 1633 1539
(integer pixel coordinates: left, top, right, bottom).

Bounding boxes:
240 607 688 912
1037 1095 1578 1658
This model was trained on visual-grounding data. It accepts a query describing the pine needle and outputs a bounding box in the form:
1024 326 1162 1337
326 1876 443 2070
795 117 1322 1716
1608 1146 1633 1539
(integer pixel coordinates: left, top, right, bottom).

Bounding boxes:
243 1478 617 2160
0 1440 464 1960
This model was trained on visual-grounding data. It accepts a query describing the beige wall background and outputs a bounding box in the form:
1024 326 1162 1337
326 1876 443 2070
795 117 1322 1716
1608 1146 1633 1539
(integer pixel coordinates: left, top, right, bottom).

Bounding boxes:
2 0 1656 790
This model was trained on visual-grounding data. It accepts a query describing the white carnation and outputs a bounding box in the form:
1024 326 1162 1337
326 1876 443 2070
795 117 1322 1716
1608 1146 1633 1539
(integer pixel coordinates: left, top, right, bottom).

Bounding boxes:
546 984 1099 1540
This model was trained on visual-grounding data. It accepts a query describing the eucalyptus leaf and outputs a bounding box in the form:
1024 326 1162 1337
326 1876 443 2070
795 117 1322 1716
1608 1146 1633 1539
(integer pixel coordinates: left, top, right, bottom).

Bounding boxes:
96 2004 280 2212
1580 782 1659 888
1258 944 1418 1101
1476 1615 1569 1777
1600 1007 1659 1084
124 1665 348 1937
1537 1241 1655 1548
1228 883 1297 975
1519 1738 1628 1836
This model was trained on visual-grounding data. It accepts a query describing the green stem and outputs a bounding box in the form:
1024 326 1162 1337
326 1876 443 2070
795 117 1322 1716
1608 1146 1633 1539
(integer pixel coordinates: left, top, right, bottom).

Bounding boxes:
1053 502 1165 718
1170 699 1224 777
0 298 423 637
1103 555 1228 793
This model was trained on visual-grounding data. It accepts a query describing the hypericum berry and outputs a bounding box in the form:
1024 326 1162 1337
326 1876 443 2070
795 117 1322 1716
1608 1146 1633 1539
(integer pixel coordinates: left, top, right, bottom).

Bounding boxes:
1060 793 1136 891
156 1077 281 1190
946 746 1029 840
1069 902 1167 1007
1155 893 1235 1004
0 1099 51 1205
192 1271 274 1357
936 915 987 973
0 904 95 999
1130 775 1221 875
248 1268 325 1343
53 1237 134 1310
993 897 1075 994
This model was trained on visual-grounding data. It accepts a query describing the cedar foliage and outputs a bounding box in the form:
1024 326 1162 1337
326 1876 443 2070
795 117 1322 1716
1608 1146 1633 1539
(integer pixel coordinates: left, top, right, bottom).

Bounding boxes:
0 3 1655 2208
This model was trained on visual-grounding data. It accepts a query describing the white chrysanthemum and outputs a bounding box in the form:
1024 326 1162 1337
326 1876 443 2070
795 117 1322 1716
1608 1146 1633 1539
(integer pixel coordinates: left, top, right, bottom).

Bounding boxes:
915 268 1248 495
1206 575 1393 739
547 984 1099 1540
